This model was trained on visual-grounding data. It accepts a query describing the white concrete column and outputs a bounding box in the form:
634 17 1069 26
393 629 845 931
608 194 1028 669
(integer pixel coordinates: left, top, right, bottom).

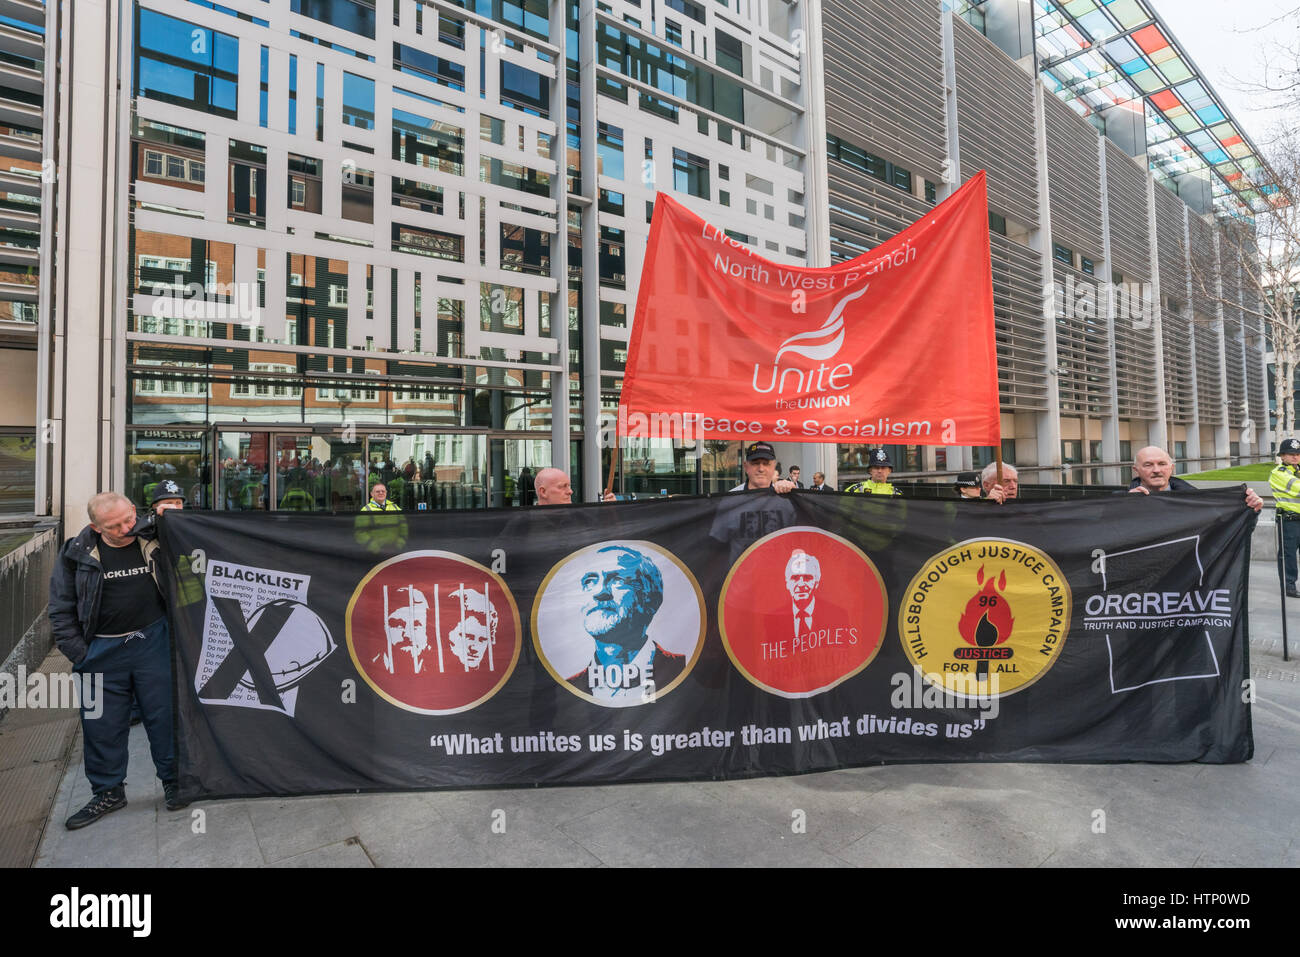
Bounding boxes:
549 0 571 475
1095 136 1122 485
1144 172 1169 453
50 0 124 527
1180 207 1201 468
578 0 603 498
799 0 836 488
1209 229 1230 468
1029 82 1063 482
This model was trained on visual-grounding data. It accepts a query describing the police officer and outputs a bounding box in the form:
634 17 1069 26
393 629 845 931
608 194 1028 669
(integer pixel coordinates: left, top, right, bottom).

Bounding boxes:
362 482 401 512
151 478 185 514
844 449 902 496
1270 437 1300 598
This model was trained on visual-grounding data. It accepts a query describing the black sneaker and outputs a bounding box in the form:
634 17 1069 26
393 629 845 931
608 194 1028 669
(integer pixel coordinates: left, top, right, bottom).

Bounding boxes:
163 782 190 812
65 786 127 830
1287 587 1299 599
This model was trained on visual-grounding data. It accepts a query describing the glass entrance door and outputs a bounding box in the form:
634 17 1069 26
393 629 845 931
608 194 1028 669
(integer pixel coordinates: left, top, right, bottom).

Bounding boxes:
381 433 488 511
217 431 270 510
492 438 551 507
215 427 493 511
274 434 365 511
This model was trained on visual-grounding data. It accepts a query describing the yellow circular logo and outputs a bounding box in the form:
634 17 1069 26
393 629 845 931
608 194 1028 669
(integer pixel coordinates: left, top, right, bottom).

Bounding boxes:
899 538 1070 698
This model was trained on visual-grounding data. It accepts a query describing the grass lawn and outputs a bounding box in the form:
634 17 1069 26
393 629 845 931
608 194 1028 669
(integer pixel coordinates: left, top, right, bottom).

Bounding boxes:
1181 463 1275 480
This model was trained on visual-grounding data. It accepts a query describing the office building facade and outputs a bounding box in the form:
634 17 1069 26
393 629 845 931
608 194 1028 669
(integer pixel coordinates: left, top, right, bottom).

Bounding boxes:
7 0 1279 520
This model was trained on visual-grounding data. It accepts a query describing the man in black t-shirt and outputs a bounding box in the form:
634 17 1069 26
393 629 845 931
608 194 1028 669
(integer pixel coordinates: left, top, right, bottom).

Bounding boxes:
48 491 188 829
711 441 798 564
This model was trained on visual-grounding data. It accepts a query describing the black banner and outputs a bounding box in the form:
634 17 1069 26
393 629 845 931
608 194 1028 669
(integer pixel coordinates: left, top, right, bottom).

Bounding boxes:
158 489 1256 800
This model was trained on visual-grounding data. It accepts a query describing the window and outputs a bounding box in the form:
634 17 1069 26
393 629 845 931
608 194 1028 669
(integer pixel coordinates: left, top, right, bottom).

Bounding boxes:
1081 256 1095 276
290 0 376 40
134 8 238 118
1052 242 1074 266
716 30 744 75
666 0 706 23
826 135 914 195
142 149 203 183
672 148 709 199
597 122 624 180
291 178 306 206
342 72 376 130
665 19 682 47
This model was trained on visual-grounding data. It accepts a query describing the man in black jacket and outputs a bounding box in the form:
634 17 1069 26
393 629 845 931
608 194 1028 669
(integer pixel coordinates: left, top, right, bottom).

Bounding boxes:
48 491 186 829
1128 446 1263 512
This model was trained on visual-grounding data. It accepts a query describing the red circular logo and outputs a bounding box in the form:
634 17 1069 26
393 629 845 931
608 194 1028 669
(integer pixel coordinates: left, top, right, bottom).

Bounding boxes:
719 527 888 698
346 552 521 714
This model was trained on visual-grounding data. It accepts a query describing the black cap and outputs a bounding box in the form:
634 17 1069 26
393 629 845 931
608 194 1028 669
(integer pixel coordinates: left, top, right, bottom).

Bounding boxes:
150 479 185 506
1281 438 1300 455
868 448 893 468
745 441 776 462
954 471 980 489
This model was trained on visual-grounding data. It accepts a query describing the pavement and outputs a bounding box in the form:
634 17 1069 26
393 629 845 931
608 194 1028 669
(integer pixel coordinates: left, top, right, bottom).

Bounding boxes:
16 557 1300 868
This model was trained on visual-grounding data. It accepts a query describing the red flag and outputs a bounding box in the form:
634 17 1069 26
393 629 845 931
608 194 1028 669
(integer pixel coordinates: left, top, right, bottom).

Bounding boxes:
618 172 999 446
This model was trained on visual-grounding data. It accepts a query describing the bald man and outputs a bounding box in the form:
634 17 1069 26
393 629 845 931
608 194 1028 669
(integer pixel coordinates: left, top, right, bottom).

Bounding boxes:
535 467 616 505
1129 446 1262 512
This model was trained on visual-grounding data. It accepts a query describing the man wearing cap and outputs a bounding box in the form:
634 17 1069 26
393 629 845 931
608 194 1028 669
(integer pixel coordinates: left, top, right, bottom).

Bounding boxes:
1269 438 1300 597
151 479 185 514
729 441 798 494
845 449 902 496
48 491 187 829
713 442 798 563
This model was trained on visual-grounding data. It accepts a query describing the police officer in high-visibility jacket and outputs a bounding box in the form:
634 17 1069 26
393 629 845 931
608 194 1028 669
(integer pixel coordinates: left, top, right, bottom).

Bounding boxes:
362 481 402 512
844 448 902 496
1269 437 1300 597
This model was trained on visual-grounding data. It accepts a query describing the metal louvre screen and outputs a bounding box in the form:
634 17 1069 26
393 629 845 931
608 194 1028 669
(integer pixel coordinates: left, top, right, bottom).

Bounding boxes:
953 18 1039 228
1104 142 1157 419
1187 213 1218 320
1053 261 1112 415
1194 323 1225 426
1104 140 1150 279
1155 186 1194 424
828 170 933 261
991 232 1049 411
823 0 948 182
1044 93 1103 260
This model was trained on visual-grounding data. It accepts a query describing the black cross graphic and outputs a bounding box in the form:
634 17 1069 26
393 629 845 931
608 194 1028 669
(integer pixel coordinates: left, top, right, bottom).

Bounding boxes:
198 597 295 709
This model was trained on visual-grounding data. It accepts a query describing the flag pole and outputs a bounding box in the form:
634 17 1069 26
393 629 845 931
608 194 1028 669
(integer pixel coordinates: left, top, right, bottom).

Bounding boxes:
605 445 620 500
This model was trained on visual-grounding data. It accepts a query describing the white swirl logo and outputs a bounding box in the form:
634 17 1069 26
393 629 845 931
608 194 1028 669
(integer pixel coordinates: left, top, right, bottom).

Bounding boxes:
772 284 867 364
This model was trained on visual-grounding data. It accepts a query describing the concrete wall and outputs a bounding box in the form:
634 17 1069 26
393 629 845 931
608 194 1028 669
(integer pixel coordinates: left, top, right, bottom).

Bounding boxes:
0 349 36 427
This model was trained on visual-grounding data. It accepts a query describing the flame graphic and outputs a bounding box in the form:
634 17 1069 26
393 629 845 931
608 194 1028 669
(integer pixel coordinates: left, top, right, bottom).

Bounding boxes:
957 566 1014 646
772 284 868 364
